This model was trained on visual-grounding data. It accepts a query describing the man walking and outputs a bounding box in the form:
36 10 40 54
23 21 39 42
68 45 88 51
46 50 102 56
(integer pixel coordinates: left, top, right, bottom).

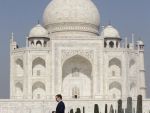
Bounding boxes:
55 94 65 113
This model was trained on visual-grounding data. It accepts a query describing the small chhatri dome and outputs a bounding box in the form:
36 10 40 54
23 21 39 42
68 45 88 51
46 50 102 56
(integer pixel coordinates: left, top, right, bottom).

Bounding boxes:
137 40 144 45
43 0 100 35
102 25 120 38
29 24 49 38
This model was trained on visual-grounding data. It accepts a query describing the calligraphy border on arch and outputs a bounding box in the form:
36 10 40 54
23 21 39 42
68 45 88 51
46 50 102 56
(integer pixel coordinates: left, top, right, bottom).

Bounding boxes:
61 49 94 65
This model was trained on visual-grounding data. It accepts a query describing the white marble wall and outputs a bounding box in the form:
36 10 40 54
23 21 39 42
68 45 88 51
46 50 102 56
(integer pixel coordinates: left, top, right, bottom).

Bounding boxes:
0 99 150 113
10 35 146 100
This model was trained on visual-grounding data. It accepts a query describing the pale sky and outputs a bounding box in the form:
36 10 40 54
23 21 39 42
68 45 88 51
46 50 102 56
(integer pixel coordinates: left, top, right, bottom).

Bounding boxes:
0 0 150 98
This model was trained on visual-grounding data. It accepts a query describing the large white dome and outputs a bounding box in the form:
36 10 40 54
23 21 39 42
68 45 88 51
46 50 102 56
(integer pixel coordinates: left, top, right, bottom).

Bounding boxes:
43 0 100 35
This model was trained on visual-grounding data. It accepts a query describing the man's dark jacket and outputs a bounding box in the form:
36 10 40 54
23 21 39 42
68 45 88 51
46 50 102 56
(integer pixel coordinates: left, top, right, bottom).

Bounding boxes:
56 101 65 113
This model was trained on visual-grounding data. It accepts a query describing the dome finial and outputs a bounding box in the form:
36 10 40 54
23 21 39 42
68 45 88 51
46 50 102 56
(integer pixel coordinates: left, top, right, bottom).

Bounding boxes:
11 32 14 41
38 20 40 24
108 20 111 25
132 33 135 44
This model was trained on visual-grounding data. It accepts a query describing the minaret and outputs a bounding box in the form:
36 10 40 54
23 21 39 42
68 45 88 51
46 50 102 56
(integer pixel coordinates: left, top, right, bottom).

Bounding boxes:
136 40 146 98
10 32 17 99
10 32 17 52
129 34 135 49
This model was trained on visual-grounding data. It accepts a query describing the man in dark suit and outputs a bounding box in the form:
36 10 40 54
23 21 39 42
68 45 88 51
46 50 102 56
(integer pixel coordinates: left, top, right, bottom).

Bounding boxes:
55 94 65 113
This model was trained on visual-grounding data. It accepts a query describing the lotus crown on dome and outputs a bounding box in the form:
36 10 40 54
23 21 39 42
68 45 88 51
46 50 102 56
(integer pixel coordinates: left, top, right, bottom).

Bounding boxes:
29 24 49 38
102 25 120 38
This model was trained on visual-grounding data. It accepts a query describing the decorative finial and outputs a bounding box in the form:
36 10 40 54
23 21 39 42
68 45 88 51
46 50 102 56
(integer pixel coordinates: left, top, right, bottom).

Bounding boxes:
132 33 135 44
138 37 142 41
38 20 40 24
11 32 14 41
108 20 111 25
125 37 128 48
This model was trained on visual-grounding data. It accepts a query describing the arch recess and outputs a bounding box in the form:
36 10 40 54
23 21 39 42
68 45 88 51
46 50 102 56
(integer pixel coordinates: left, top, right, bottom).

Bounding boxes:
130 82 137 97
129 59 135 68
62 55 92 79
36 40 42 47
109 58 121 76
129 59 136 77
109 58 121 68
62 55 92 98
15 59 24 77
31 41 34 47
109 81 122 99
15 82 23 99
32 57 46 76
32 81 46 99
109 41 114 48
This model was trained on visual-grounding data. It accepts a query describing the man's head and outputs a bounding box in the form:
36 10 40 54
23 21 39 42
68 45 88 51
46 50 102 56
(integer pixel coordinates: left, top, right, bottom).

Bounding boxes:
55 94 62 102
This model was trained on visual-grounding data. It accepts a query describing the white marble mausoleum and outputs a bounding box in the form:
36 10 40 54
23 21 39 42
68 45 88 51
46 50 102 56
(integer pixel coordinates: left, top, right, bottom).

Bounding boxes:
1 0 150 113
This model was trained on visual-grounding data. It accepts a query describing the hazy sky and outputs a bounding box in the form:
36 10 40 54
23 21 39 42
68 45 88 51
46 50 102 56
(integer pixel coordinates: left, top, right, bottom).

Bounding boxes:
0 0 150 99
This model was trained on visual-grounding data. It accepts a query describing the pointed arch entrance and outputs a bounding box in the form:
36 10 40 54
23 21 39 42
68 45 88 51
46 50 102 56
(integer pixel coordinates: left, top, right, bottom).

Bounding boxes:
15 82 23 99
109 81 122 99
62 55 92 98
32 81 46 99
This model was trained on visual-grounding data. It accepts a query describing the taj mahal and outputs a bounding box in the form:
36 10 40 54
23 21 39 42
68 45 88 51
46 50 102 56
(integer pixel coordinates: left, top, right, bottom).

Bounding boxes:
1 0 150 113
